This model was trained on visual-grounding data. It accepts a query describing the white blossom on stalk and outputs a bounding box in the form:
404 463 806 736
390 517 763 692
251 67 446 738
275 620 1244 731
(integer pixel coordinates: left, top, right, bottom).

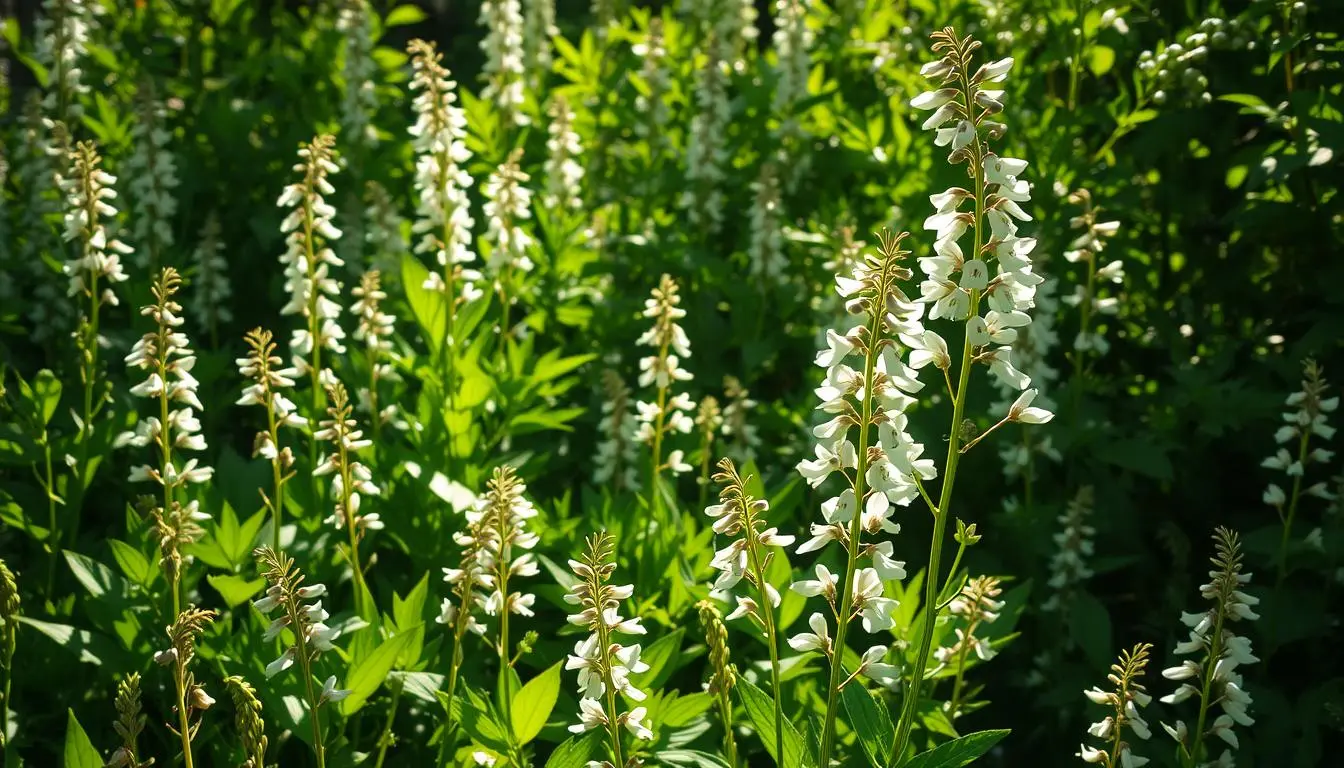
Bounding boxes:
470 467 541 623
788 231 928 677
363 181 407 278
253 547 343 682
115 268 212 492
1078 643 1153 768
633 275 696 474
682 0 758 72
482 149 535 276
1061 188 1122 356
594 369 641 492
60 141 131 324
771 0 813 189
1262 359 1337 517
995 275 1061 487
721 375 761 463
1041 486 1095 612
632 18 671 148
479 0 528 126
564 533 655 744
1160 528 1258 766
337 0 378 149
932 575 1003 671
543 95 584 211
236 328 306 469
34 0 92 122
124 90 178 270
407 40 481 304
705 459 794 628
277 135 346 376
312 380 382 534
349 270 401 428
749 162 786 285
190 212 232 336
438 502 490 638
680 31 730 231
911 36 1046 396
522 0 557 85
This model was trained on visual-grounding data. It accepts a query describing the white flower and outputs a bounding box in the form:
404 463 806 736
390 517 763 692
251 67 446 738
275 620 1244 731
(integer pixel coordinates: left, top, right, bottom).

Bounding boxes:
787 611 832 655
748 163 787 285
124 94 178 270
482 150 534 276
337 0 378 149
479 0 527 125
277 136 346 375
1007 388 1054 424
543 95 584 211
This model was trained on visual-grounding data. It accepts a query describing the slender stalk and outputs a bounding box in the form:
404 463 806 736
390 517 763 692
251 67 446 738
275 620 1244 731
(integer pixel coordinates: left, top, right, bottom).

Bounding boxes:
817 271 888 767
172 670 196 768
595 612 626 768
337 436 366 611
373 676 404 768
892 60 988 762
495 527 513 724
745 527 785 763
265 399 285 551
43 438 58 596
299 654 327 768
1185 607 1226 767
946 615 982 718
1275 428 1313 584
1067 0 1084 109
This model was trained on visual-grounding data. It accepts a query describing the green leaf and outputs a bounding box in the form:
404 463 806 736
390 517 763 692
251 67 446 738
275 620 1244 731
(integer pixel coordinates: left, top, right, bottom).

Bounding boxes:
384 4 427 26
340 628 417 715
902 729 1010 768
510 661 562 744
544 730 602 768
391 572 430 668
107 539 154 587
206 573 266 608
660 692 714 728
1068 593 1112 669
63 550 124 599
630 628 684 691
457 685 514 754
1085 45 1115 77
840 679 894 767
63 710 102 768
736 677 811 768
34 369 62 425
401 252 447 351
18 617 121 667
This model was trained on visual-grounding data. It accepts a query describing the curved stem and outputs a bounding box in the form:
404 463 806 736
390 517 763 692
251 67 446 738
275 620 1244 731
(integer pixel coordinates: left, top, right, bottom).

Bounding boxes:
596 617 626 768
1275 428 1312 584
173 664 195 768
745 522 785 763
373 676 404 768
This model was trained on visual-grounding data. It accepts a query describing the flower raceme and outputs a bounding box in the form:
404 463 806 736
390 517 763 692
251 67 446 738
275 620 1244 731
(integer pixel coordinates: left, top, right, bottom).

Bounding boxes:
1263 360 1337 573
564 532 654 764
634 274 696 480
1079 643 1154 768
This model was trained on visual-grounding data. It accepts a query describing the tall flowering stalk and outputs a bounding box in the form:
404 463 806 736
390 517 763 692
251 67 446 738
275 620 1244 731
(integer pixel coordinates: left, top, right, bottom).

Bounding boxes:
313 380 382 607
471 467 540 719
125 86 178 272
1042 485 1096 612
594 369 641 493
1263 359 1337 580
564 532 654 765
277 135 346 411
408 38 480 390
791 230 924 766
892 29 1053 759
632 18 671 153
1062 188 1123 361
237 328 305 549
748 162 786 285
337 0 378 150
364 180 407 278
253 547 347 768
523 0 557 88
34 0 91 124
935 575 1003 719
1079 643 1153 767
190 212 231 345
483 149 534 348
224 675 269 768
695 397 722 509
543 95 584 211
697 599 739 768
480 0 527 127
771 0 813 189
1160 528 1259 768
721 375 761 463
435 501 489 749
62 140 131 540
681 31 729 232
116 267 212 612
706 459 793 762
155 607 218 768
107 672 152 768
634 275 695 510
350 270 400 437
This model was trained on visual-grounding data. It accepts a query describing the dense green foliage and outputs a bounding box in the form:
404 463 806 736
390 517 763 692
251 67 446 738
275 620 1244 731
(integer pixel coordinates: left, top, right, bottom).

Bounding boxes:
0 1 1341 768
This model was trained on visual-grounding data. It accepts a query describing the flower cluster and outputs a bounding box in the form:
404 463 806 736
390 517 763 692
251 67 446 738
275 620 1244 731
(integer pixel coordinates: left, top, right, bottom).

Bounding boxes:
523 0 557 85
632 18 671 148
933 575 1004 671
680 28 730 231
350 269 400 428
1138 17 1250 106
61 141 131 315
543 95 584 211
116 267 212 492
1160 528 1259 765
337 0 378 149
771 0 813 130
1263 359 1337 514
1042 485 1096 612
277 135 346 377
706 459 794 627
237 328 305 487
996 273 1061 487
124 89 178 269
223 675 269 768
479 0 527 126
107 672 151 768
748 162 786 285
408 39 480 306
313 380 382 534
34 0 91 122
438 500 490 638
190 212 232 335
1079 643 1153 767
252 547 344 692
564 533 654 745
594 369 641 492
155 607 219 756
483 149 535 277
721 375 761 463
911 30 1043 393
1062 188 1122 356
634 274 696 476
471 466 541 621
364 180 407 278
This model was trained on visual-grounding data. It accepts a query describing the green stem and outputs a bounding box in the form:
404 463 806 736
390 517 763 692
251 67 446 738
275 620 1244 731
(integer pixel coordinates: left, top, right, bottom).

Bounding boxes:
1275 429 1313 584
745 518 785 764
596 615 626 768
373 676 404 768
1067 0 1085 110
43 437 58 597
946 617 980 719
1186 607 1226 767
173 665 196 768
339 440 366 613
265 398 285 551
716 684 740 768
817 284 886 767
